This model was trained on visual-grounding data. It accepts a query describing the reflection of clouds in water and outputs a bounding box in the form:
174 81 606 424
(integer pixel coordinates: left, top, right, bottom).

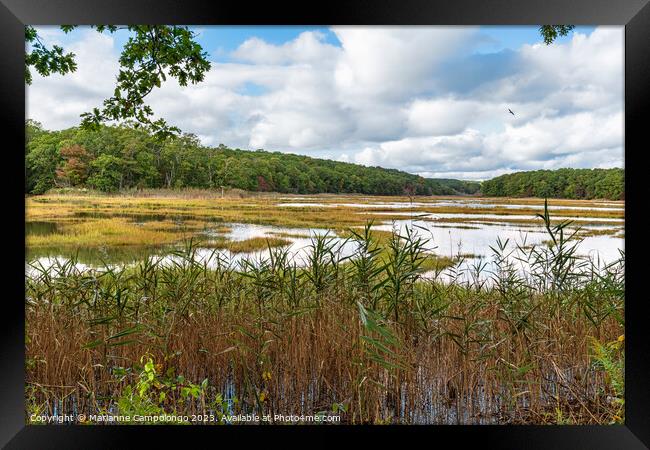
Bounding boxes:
25 223 361 277
26 198 624 279
363 211 623 223
159 225 361 270
372 219 623 263
278 199 624 212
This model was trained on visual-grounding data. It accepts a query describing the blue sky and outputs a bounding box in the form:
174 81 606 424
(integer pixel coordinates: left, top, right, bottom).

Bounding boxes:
197 26 341 60
27 25 621 180
197 25 596 58
475 25 595 52
75 25 596 96
46 25 595 53
189 25 594 97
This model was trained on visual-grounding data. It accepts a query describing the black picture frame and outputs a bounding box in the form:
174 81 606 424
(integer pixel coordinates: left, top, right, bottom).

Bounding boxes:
3 0 649 447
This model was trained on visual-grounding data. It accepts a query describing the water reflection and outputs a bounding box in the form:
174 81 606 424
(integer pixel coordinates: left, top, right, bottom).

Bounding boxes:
25 221 58 236
25 198 624 280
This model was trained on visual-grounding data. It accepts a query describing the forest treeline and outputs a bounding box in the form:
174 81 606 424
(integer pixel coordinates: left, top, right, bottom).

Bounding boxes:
25 121 623 199
481 168 624 200
25 122 480 196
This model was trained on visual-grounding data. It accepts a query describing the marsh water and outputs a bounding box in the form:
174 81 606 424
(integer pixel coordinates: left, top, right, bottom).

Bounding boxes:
25 195 626 424
25 197 624 278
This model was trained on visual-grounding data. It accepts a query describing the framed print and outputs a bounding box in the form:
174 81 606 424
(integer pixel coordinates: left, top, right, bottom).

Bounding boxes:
2 0 649 447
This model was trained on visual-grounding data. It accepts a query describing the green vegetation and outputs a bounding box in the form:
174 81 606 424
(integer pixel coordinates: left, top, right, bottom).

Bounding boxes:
589 336 625 424
26 192 622 256
26 207 624 424
481 168 624 200
25 122 480 196
26 26 211 137
27 122 623 200
539 25 575 45
23 24 623 426
217 237 292 253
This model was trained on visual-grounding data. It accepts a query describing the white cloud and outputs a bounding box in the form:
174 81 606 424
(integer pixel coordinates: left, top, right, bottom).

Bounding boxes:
27 28 120 129
484 110 623 161
232 31 340 66
332 27 478 103
406 98 483 136
27 26 623 180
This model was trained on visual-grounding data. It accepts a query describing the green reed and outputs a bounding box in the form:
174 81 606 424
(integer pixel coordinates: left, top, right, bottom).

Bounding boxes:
25 203 625 424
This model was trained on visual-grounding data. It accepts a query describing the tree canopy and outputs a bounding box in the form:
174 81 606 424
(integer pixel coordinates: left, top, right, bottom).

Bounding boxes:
25 122 481 196
539 25 576 45
25 25 211 138
26 122 622 200
481 168 624 200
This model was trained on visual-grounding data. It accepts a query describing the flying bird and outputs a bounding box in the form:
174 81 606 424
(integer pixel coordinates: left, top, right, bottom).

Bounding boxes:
508 108 515 116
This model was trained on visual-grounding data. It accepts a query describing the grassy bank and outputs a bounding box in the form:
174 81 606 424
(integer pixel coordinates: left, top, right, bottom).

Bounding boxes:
26 192 624 249
25 216 625 424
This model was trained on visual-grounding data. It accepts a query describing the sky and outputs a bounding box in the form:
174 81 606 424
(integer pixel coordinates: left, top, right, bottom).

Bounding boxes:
26 25 623 181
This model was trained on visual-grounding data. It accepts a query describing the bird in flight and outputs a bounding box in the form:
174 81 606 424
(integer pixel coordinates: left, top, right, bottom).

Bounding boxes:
508 108 515 116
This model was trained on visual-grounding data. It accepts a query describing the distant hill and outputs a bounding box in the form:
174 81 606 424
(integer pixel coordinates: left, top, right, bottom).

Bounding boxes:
425 178 481 196
25 122 481 196
26 122 621 200
481 168 624 200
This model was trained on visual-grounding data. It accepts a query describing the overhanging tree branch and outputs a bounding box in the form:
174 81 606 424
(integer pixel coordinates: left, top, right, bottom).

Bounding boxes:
25 25 211 139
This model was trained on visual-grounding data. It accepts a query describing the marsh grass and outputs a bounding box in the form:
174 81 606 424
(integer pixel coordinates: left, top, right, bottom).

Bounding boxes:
267 231 311 239
224 237 292 253
577 228 622 238
25 202 624 425
361 205 624 219
26 193 623 249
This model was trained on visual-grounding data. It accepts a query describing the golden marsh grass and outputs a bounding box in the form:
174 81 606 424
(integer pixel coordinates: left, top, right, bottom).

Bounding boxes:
26 192 624 249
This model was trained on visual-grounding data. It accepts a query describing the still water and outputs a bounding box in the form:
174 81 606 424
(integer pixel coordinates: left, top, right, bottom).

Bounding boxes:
26 198 624 278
